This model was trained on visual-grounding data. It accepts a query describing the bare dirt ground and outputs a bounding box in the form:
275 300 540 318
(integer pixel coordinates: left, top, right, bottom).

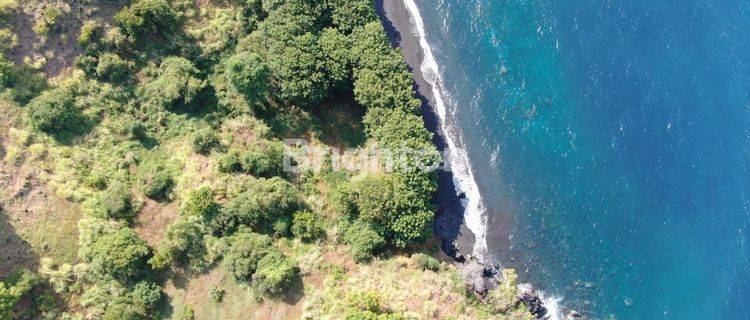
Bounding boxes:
6 0 126 78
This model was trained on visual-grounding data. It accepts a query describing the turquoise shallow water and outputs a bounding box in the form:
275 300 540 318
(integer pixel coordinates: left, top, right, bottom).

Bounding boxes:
414 0 750 318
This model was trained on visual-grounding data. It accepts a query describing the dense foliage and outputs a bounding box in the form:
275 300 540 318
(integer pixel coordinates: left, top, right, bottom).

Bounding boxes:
0 0 533 318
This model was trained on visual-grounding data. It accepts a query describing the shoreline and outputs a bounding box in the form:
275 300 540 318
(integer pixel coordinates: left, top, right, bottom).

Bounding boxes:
375 1 572 319
375 0 476 264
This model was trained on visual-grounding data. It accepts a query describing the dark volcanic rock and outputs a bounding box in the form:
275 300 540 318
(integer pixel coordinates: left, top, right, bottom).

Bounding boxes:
518 284 548 319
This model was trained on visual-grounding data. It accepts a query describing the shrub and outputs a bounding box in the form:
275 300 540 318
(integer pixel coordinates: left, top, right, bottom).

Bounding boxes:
411 253 440 271
0 269 38 319
78 20 103 49
131 281 163 310
0 28 16 52
87 227 150 280
239 144 283 178
144 56 205 110
190 128 219 155
149 218 205 270
96 53 129 83
174 306 195 320
33 6 62 36
139 165 173 200
115 0 179 38
0 53 13 88
95 181 135 221
223 230 273 281
212 190 264 235
0 0 18 17
27 88 80 134
224 52 269 103
252 250 298 295
216 150 242 173
291 210 323 241
180 187 219 221
343 220 385 263
209 286 224 302
103 301 143 320
487 269 521 313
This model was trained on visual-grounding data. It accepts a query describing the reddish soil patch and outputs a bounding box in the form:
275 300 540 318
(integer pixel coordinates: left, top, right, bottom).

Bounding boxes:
134 199 179 246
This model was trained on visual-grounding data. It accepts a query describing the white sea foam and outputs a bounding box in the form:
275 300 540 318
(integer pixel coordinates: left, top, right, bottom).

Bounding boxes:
401 1 564 318
402 0 489 261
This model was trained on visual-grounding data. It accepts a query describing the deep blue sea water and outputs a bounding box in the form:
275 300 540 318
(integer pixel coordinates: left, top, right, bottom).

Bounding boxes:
412 0 750 318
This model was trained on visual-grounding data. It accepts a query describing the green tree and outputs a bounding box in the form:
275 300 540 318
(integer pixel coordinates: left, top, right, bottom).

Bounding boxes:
343 220 385 263
96 53 129 83
252 250 298 295
328 0 378 34
115 0 178 38
268 33 329 106
93 180 136 221
291 210 323 241
223 230 273 281
180 187 219 222
224 51 270 103
88 227 150 280
190 128 219 155
144 56 205 110
139 165 173 200
318 28 352 92
27 88 80 134
150 218 205 269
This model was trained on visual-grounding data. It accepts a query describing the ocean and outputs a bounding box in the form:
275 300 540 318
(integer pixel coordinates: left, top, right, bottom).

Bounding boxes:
406 0 750 319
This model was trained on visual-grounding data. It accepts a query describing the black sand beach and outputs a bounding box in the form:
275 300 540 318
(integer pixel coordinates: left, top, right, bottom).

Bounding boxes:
375 0 476 260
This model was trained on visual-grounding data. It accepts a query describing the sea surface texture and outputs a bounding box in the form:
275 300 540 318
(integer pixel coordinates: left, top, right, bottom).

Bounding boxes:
412 0 750 318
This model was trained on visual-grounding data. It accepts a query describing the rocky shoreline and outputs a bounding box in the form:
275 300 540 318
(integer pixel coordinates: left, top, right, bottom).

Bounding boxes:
375 1 583 319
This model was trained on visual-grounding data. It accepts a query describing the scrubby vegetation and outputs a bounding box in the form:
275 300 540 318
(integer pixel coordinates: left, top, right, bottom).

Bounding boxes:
0 0 534 319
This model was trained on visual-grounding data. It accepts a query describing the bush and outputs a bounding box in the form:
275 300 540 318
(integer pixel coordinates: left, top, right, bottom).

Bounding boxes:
115 0 179 38
223 230 273 281
95 181 135 221
139 164 173 200
131 281 163 310
411 253 440 271
190 128 219 155
343 220 385 263
78 20 103 49
103 301 143 320
252 250 298 295
174 306 195 320
216 150 242 173
180 187 219 221
143 56 205 110
487 269 521 313
239 144 283 178
33 6 62 36
224 51 269 103
96 53 129 83
27 88 80 134
149 218 205 269
209 286 224 302
0 269 38 319
213 190 264 235
291 210 323 241
87 227 150 280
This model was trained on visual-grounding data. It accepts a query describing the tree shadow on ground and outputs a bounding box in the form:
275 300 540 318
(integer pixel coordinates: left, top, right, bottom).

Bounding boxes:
0 207 38 277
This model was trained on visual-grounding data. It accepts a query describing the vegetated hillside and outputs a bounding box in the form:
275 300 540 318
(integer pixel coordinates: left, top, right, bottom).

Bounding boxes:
0 0 534 319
